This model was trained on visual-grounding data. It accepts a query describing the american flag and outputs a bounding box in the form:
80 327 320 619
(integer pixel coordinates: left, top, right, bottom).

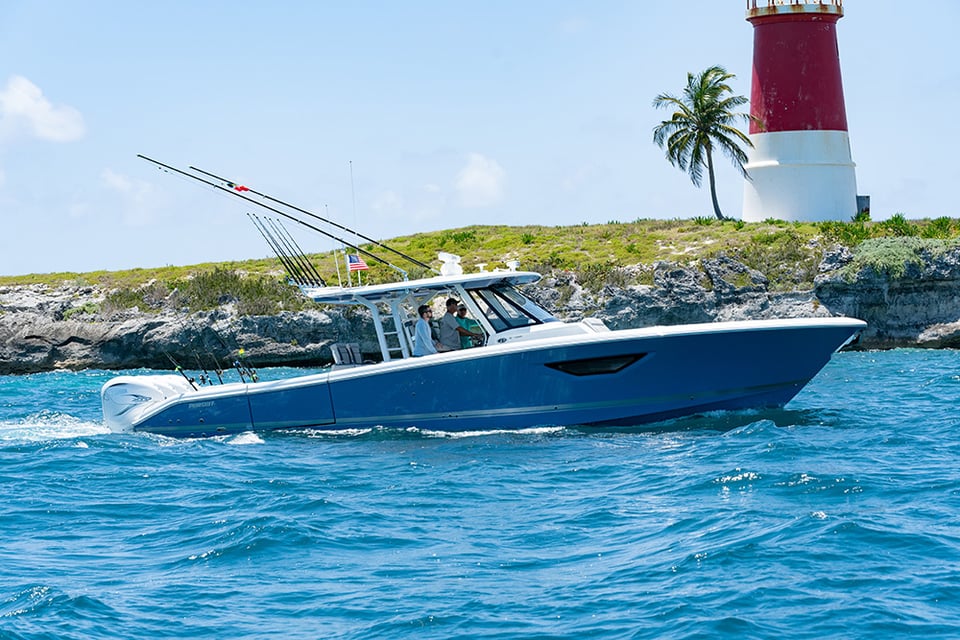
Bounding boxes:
347 254 369 272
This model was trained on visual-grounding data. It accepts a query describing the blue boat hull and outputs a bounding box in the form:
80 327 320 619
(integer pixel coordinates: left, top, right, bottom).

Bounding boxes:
123 319 863 438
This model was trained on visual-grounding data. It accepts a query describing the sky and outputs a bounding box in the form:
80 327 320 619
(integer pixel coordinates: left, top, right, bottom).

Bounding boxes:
1 1 958 276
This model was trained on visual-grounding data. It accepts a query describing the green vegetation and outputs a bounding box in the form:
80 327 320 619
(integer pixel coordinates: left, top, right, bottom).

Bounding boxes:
2 216 959 314
842 237 960 280
80 267 315 317
62 301 101 320
653 65 754 220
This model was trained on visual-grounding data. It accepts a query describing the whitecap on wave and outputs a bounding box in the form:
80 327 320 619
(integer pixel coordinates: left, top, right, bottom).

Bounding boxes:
417 425 567 439
227 431 265 446
286 427 374 438
0 411 110 443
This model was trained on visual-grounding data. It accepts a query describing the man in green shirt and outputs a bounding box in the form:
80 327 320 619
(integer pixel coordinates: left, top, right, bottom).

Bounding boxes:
456 303 483 349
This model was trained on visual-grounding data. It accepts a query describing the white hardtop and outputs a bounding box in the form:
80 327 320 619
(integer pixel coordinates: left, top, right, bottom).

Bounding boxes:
299 269 542 306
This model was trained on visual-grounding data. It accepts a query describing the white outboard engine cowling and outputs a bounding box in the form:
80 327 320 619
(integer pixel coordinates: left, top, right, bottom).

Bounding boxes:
101 375 195 432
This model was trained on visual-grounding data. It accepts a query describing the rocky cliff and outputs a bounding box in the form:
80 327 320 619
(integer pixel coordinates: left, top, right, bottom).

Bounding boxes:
3 246 960 374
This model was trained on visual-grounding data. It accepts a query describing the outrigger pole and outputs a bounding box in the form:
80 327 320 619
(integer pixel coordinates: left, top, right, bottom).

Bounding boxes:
138 154 409 279
187 164 437 274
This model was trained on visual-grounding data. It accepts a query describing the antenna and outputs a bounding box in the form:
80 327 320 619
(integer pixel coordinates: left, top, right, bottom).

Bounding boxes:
349 160 357 234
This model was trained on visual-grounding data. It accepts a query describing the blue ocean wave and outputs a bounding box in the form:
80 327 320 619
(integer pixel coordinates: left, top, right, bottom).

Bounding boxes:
2 352 960 638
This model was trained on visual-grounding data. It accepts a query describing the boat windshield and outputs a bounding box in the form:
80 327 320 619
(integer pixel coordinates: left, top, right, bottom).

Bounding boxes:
468 284 546 332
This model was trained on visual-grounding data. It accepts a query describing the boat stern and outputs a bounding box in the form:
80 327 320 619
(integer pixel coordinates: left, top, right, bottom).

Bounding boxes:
101 374 195 432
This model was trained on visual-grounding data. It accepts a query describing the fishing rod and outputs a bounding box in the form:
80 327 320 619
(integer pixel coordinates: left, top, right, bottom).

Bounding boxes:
138 154 402 276
248 213 305 285
167 311 223 386
174 311 231 386
262 215 326 287
236 348 259 383
248 213 312 286
163 351 197 390
193 351 212 386
200 324 247 383
208 352 225 384
257 214 311 285
266 216 327 286
187 164 437 274
207 325 258 383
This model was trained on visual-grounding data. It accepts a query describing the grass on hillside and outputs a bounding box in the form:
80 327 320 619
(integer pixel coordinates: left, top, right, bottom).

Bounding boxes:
2 214 958 316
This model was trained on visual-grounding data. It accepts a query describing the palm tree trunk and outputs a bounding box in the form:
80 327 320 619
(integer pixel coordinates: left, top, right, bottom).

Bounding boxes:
706 146 724 220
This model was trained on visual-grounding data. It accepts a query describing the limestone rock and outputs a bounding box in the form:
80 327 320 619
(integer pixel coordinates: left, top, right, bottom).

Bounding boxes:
815 244 960 348
5 246 960 373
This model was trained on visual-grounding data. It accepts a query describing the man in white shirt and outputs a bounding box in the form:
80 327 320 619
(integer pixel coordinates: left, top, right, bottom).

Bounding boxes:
413 305 438 356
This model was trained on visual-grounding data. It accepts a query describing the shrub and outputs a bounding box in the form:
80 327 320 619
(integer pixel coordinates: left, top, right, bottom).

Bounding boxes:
450 230 477 244
842 237 933 279
877 213 918 237
176 268 244 310
63 301 101 320
99 267 310 316
818 220 871 246
574 263 624 290
103 287 155 315
922 217 954 239
736 228 820 289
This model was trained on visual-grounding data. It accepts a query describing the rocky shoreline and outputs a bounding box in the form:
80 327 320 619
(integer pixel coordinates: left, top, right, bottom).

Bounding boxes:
3 246 960 375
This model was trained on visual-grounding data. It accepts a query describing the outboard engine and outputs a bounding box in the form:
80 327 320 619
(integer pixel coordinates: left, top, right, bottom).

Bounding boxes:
101 375 195 432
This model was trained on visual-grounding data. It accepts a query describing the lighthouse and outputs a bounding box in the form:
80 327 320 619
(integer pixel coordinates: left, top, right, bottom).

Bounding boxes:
742 0 858 222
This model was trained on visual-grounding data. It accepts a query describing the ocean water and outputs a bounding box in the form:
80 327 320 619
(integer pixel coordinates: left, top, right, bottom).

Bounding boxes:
2 350 960 639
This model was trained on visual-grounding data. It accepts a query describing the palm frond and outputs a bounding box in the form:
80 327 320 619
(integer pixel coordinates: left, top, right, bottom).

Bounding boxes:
652 65 754 204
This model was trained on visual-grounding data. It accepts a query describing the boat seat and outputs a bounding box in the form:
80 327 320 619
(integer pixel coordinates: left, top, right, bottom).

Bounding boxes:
331 342 364 367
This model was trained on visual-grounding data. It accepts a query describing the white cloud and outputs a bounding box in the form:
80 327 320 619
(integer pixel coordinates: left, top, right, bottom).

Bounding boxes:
371 184 449 230
101 168 157 225
455 153 506 208
0 75 85 142
102 168 138 194
371 189 404 213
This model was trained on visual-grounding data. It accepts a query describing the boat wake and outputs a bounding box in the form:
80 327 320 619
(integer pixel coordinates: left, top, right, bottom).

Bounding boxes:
0 411 111 443
278 424 568 440
246 410 828 441
0 408 825 446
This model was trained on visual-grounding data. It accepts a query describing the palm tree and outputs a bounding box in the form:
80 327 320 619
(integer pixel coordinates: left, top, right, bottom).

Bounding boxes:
653 66 754 220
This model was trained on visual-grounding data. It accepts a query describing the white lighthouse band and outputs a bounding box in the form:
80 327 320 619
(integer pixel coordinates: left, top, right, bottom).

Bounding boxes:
742 129 858 222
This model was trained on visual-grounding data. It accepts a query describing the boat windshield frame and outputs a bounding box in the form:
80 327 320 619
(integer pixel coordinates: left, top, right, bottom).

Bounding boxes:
468 284 553 332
